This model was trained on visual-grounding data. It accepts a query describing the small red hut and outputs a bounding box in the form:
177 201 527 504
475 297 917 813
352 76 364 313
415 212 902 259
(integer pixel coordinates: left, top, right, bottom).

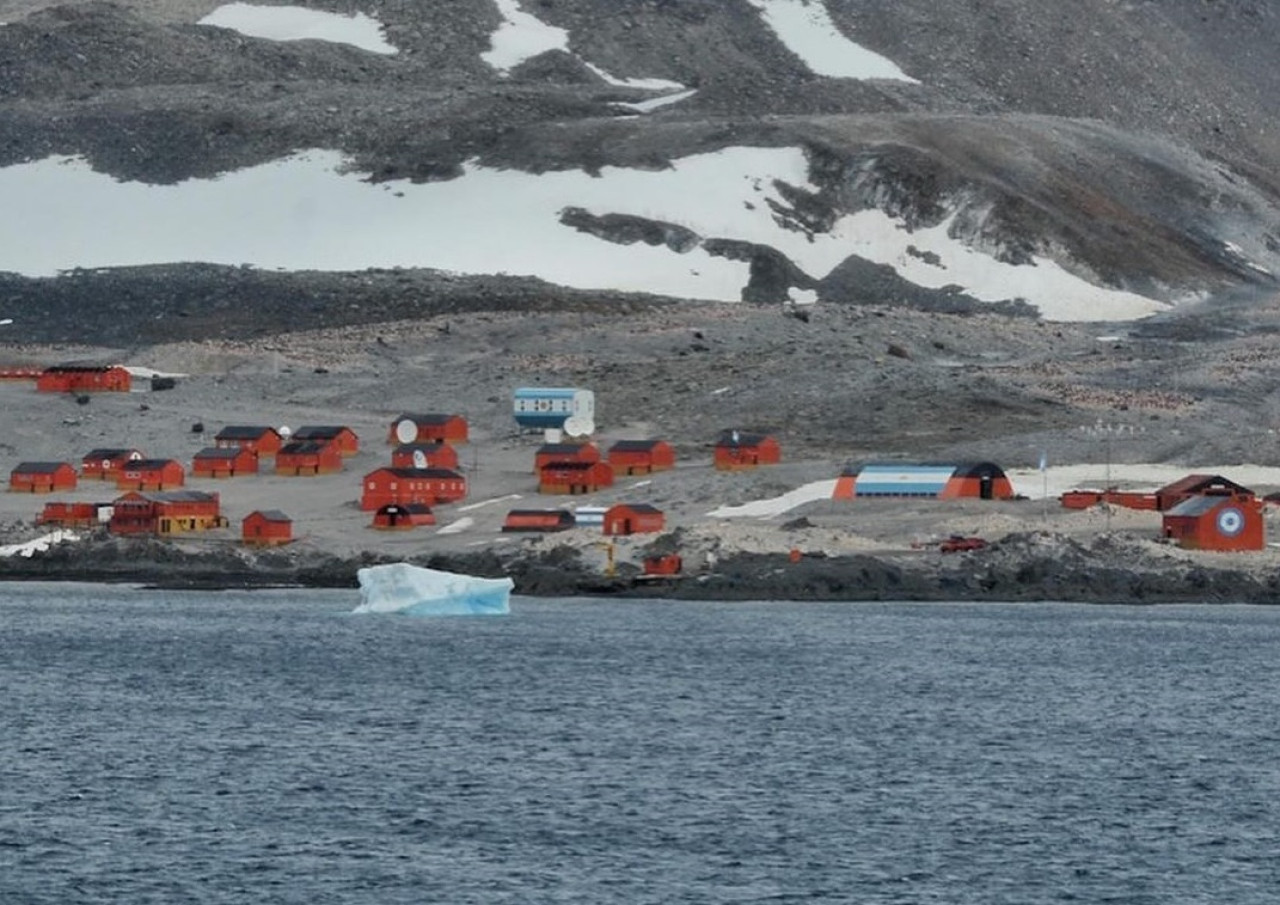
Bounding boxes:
501 509 575 532
36 365 132 393
293 426 359 457
116 459 185 491
714 431 781 471
371 503 436 530
242 510 294 546
391 442 460 471
215 426 284 458
360 467 467 511
9 461 78 494
81 448 144 481
607 439 676 476
275 441 343 476
534 442 600 474
538 460 614 495
1162 495 1264 551
388 413 469 445
603 503 665 536
192 447 259 479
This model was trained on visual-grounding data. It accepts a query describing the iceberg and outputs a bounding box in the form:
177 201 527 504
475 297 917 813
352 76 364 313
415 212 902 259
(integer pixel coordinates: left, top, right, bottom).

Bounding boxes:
353 563 513 616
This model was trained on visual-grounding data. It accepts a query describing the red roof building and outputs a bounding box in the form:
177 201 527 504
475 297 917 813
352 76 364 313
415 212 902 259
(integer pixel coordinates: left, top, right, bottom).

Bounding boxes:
360 467 467 511
275 441 344 476
391 442 460 471
371 503 437 530
502 509 575 532
215 426 284 458
36 365 132 393
713 431 781 471
538 460 615 495
37 501 109 529
603 503 666 536
607 439 676 476
109 490 223 536
81 448 144 481
1155 474 1254 512
192 447 259 479
116 459 185 491
242 510 293 546
534 442 600 474
1162 495 1264 551
293 426 359 457
388 413 469 445
9 461 78 494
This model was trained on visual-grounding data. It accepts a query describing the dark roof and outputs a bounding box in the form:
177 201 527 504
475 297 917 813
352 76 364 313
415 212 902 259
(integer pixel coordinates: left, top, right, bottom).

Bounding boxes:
716 431 773 448
44 364 121 373
123 458 181 469
12 461 71 473
194 447 245 460
1157 474 1253 498
393 442 447 453
278 440 332 455
216 426 278 440
377 503 434 515
83 448 139 460
537 443 594 454
122 490 218 504
247 510 291 523
506 509 573 520
609 439 666 452
294 426 351 439
609 503 663 514
369 467 463 479
540 460 604 472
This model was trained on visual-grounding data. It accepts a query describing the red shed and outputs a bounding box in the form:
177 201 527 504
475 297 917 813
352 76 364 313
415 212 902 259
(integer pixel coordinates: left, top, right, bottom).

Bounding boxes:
502 509 575 532
388 413 469 445
37 501 109 528
116 459 185 491
360 467 467 511
276 440 344 476
36 364 132 393
643 554 683 576
81 448 144 481
1162 495 1264 551
192 447 259 479
607 439 676 476
242 510 294 546
538 460 615 495
109 490 222 536
1155 474 1254 512
603 503 665 536
293 426 359 457
714 431 781 471
215 426 284 458
371 503 436 530
10 461 78 494
391 442 460 471
534 442 600 473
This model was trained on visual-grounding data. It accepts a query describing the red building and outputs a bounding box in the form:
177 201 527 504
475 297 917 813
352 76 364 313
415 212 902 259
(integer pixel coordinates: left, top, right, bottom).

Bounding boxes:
1155 474 1254 512
502 509 575 532
360 467 467 511
391 442 460 471
1162 495 1264 551
81 448 144 481
713 431 781 471
607 439 676 476
116 459 185 491
643 554 683 576
215 426 284 458
242 510 293 546
192 447 259 479
9 461 78 494
293 426 359 457
36 365 132 393
37 501 109 528
534 442 600 474
276 441 344 476
109 490 223 536
603 503 666 536
388 413 469 445
538 460 615 494
371 503 436 530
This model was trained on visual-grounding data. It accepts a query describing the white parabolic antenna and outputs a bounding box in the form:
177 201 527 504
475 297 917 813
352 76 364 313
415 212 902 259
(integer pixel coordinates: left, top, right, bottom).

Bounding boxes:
563 416 584 437
577 417 595 437
412 449 428 469
279 425 292 439
395 418 417 444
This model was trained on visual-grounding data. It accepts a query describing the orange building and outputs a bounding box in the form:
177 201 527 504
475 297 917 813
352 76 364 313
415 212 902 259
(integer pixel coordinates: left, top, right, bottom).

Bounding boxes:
502 509 575 532
833 462 1016 501
607 439 676 476
36 365 132 393
116 459 185 491
713 431 781 471
371 503 436 530
81 448 144 481
276 441 343 476
360 467 467 511
1155 474 1254 512
1162 495 1264 551
109 490 223 536
215 426 284 458
242 510 293 546
534 442 600 474
602 503 665 536
388 413 469 445
293 426 359 457
9 461 78 494
538 460 615 494
391 442 460 471
192 447 259 479
37 501 109 528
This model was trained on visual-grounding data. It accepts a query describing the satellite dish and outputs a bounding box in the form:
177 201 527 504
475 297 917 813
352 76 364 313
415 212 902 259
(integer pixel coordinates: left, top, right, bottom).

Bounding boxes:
279 425 292 439
577 417 595 437
395 418 417 444
100 459 111 470
128 450 143 460
563 416 584 437
412 449 428 469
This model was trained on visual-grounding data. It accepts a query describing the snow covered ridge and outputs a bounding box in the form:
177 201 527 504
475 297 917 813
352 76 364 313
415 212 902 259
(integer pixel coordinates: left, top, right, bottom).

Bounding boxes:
0 146 1163 322
198 3 397 55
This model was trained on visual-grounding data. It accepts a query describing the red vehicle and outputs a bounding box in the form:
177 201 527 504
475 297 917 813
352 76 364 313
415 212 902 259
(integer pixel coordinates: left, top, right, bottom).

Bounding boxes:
939 535 987 553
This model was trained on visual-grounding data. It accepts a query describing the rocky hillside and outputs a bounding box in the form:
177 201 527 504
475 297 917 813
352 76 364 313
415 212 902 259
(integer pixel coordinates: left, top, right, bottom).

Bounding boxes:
1 0 1279 342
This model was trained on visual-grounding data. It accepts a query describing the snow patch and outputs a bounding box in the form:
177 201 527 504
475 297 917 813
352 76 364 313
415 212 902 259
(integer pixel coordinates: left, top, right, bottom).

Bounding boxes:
198 3 397 55
0 530 81 558
611 89 699 114
482 0 569 72
746 0 917 83
708 480 838 518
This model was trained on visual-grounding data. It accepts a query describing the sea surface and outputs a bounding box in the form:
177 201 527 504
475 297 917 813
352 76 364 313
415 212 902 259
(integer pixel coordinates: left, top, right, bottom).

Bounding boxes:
3 583 1279 904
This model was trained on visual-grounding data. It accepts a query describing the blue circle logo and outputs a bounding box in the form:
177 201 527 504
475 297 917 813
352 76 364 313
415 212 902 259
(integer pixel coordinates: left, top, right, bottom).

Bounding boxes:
1217 507 1244 537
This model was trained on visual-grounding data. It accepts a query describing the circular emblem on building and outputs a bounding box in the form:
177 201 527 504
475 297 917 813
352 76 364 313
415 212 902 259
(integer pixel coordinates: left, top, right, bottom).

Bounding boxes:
1216 506 1244 537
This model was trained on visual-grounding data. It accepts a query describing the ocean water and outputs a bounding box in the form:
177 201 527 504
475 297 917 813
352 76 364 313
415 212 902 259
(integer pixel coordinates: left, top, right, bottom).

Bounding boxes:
3 583 1279 904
